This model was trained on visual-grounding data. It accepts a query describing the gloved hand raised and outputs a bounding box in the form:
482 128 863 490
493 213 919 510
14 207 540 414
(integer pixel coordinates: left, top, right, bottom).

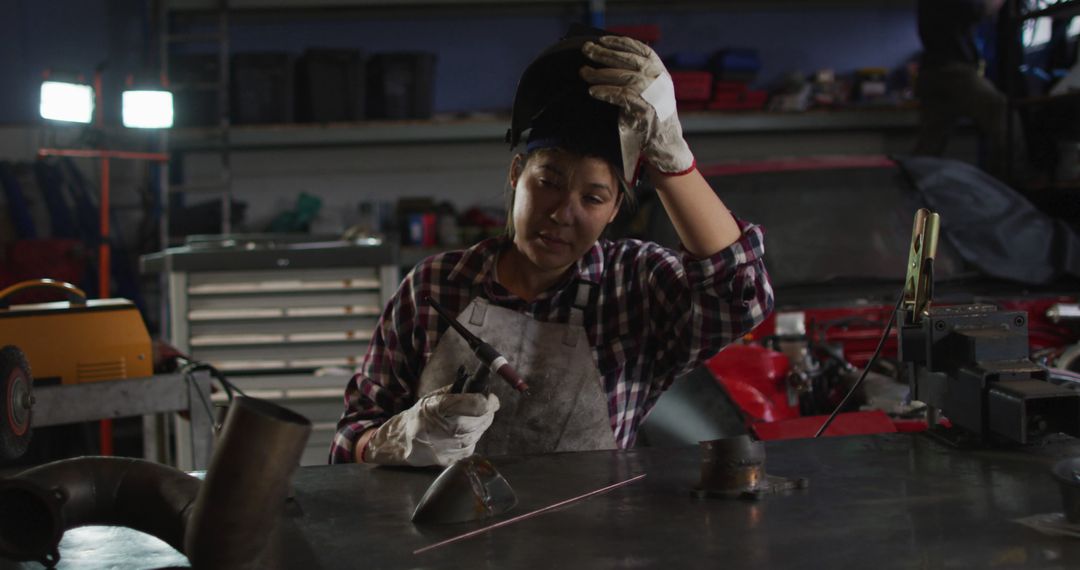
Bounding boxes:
580 35 695 176
363 385 500 467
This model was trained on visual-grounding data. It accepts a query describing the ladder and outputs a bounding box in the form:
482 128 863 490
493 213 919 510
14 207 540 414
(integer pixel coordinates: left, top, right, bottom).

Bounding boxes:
158 0 233 239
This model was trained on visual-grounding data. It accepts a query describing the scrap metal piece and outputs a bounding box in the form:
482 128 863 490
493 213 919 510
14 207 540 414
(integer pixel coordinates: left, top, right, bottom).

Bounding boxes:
412 455 517 524
692 435 808 500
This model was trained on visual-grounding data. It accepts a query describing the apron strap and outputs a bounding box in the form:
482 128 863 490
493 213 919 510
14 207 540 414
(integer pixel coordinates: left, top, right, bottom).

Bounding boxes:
469 298 488 326
563 281 595 347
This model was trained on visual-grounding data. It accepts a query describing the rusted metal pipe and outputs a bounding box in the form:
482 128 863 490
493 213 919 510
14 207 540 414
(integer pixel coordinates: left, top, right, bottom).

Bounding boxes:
692 435 808 500
0 396 310 568
696 436 767 496
186 396 311 568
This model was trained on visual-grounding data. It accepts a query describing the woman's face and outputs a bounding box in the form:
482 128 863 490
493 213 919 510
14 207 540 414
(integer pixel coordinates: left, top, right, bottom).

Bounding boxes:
508 149 622 275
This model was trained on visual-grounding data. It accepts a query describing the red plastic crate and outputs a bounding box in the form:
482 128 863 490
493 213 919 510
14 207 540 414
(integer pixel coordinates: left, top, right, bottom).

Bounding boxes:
606 25 661 45
671 71 713 101
676 101 709 111
713 81 749 94
707 90 767 111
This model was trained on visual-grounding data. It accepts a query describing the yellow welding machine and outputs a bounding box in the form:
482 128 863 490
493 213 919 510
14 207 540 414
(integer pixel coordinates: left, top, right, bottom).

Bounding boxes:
0 279 153 385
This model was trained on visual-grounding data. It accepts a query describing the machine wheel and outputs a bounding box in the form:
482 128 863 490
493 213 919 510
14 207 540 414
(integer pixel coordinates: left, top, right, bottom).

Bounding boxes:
0 345 33 461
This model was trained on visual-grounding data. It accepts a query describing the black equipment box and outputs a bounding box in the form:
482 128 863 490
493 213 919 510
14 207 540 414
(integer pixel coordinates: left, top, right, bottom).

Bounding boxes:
231 52 294 125
366 52 436 120
170 54 220 127
295 49 367 123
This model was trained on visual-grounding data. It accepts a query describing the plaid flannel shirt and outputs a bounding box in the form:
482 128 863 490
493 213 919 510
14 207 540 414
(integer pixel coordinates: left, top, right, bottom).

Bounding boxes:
329 220 772 463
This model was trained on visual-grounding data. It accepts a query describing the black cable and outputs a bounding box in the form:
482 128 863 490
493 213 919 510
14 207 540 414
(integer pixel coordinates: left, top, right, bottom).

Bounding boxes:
184 364 217 430
208 366 247 399
189 362 233 400
813 288 906 438
176 358 247 400
176 358 249 437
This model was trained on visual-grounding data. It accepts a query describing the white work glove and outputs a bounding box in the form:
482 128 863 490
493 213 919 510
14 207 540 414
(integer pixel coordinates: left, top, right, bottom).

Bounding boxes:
581 36 696 176
363 385 500 467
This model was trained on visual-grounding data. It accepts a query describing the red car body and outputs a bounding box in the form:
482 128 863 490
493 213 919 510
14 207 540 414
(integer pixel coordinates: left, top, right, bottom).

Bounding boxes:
683 157 1080 440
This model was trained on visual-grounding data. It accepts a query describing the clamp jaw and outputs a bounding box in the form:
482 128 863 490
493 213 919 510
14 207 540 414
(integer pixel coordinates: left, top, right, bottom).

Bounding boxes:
901 208 940 325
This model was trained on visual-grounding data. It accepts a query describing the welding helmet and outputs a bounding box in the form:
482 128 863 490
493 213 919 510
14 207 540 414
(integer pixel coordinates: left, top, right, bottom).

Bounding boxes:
506 26 640 186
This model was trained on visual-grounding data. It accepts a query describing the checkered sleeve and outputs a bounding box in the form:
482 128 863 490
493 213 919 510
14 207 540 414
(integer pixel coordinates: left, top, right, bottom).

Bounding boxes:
641 218 773 389
328 268 425 464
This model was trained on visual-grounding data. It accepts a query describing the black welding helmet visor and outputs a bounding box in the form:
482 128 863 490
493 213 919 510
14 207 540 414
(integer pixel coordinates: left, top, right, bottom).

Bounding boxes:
506 27 641 187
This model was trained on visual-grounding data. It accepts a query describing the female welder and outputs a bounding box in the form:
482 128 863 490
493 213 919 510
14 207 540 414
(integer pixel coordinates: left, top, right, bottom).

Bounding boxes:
329 30 773 466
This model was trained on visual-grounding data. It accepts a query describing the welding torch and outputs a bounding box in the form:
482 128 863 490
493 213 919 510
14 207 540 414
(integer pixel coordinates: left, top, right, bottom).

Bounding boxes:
424 296 531 396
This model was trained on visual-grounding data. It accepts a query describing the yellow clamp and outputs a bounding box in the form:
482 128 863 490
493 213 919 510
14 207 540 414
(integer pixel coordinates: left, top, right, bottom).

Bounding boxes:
902 209 940 324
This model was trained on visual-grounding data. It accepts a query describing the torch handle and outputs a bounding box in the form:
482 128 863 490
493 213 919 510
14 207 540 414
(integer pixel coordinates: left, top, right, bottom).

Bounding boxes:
426 296 530 395
426 296 482 349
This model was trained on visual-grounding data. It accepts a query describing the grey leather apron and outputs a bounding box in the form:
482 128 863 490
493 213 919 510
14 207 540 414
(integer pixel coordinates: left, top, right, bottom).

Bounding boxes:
416 282 617 456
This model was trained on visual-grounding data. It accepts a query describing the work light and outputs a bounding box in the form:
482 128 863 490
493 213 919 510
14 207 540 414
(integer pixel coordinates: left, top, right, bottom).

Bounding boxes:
39 80 94 124
121 89 174 129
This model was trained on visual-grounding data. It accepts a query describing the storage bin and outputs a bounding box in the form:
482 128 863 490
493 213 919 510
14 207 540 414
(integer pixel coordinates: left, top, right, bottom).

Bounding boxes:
671 71 714 102
708 90 768 111
231 52 294 125
366 52 436 120
607 25 660 45
710 49 761 82
295 48 366 122
170 54 220 127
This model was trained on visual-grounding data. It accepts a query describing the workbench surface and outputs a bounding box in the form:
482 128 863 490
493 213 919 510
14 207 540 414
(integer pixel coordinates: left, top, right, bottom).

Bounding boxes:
7 433 1080 569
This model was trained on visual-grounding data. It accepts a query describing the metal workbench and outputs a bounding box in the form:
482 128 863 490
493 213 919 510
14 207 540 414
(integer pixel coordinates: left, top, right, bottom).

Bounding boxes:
8 432 1080 569
31 373 214 471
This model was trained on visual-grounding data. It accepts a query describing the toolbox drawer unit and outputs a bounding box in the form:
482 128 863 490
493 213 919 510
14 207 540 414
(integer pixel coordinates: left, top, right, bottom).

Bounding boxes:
142 237 399 464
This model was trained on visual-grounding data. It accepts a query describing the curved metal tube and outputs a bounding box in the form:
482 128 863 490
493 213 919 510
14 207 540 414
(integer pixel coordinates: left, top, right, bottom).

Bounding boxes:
0 396 311 568
0 457 199 566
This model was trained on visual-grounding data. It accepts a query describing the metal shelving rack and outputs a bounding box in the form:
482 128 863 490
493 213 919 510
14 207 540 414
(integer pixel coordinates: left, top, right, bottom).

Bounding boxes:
165 108 921 151
159 0 923 153
160 0 234 237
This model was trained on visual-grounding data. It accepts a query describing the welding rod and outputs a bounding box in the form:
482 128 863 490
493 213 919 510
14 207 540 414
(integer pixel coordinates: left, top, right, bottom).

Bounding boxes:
424 296 530 395
413 473 647 555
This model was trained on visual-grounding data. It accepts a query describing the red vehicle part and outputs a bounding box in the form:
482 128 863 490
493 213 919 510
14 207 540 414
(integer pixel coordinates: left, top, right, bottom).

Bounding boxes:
751 410 897 441
704 344 798 423
712 297 1076 437
745 297 1076 367
695 156 1080 438
745 305 897 367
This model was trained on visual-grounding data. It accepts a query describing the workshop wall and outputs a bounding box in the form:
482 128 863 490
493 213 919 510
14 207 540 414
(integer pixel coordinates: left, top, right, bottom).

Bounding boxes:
0 0 151 255
199 7 920 115
180 130 978 234
0 0 948 237
0 0 148 127
0 1 920 124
